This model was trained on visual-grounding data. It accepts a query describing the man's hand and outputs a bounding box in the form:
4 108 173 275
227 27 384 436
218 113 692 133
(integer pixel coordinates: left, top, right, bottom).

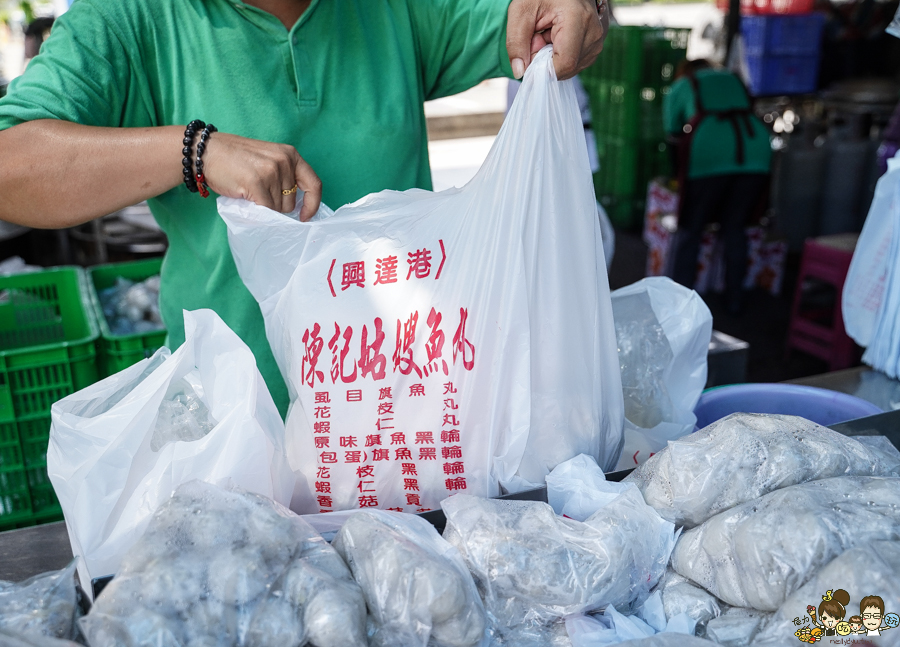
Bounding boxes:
507 0 607 81
203 134 322 221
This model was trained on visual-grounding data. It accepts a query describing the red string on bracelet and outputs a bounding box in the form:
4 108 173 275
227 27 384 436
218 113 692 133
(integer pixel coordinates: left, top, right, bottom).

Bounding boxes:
194 124 218 199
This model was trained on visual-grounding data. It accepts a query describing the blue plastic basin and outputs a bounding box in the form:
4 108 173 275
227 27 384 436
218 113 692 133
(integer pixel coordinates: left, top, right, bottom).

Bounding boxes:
694 383 883 429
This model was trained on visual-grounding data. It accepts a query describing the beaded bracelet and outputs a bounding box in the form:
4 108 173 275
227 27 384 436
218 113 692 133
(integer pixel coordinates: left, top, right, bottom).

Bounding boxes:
194 123 218 199
182 120 205 193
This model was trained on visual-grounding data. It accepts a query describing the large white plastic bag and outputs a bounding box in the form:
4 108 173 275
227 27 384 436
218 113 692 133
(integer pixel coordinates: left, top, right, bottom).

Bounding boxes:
671 476 900 611
753 541 900 646
220 46 624 515
47 309 295 595
80 480 367 647
626 413 900 528
843 153 900 347
331 510 486 647
610 278 712 470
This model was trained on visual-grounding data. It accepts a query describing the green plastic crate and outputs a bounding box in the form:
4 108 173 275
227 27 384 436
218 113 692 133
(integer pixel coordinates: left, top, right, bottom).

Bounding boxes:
20 415 61 520
580 26 690 141
592 135 672 228
0 419 31 527
88 257 166 378
0 267 100 421
0 267 99 529
581 26 690 90
580 26 689 229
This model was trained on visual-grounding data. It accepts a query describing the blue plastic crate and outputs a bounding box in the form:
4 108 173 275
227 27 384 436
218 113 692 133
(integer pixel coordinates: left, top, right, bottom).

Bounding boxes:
746 53 820 96
742 14 825 57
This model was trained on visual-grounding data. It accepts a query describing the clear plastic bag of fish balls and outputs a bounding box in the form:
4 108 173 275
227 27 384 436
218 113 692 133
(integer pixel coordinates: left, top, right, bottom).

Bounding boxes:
80 480 367 647
671 476 900 611
626 413 900 528
0 562 79 641
332 510 487 647
441 491 673 632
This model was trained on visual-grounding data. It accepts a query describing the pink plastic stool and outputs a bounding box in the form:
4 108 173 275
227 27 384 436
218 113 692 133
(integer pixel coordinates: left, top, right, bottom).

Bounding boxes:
786 234 859 371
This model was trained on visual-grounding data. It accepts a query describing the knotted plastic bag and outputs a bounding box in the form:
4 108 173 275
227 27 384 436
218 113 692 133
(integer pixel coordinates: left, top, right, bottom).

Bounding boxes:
220 46 623 515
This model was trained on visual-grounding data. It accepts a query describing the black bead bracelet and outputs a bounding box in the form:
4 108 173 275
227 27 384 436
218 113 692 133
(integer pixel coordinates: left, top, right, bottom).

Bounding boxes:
194 123 218 198
182 119 205 193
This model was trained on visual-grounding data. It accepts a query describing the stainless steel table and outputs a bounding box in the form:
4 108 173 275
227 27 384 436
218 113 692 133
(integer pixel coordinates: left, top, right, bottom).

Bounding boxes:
789 366 900 412
0 521 72 582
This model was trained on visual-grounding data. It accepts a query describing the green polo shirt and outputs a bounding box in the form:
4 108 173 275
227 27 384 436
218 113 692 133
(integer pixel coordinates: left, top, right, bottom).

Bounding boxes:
0 0 514 416
663 69 771 179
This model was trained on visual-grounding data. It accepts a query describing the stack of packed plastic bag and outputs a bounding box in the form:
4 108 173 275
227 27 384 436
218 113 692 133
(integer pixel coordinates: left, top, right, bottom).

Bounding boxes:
844 151 900 377
625 412 900 645
670 475 900 611
47 310 295 596
610 277 712 471
441 454 676 645
220 46 624 515
81 480 368 647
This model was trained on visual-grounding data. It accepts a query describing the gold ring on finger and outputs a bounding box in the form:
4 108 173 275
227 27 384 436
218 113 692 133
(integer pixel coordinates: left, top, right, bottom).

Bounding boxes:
282 184 298 196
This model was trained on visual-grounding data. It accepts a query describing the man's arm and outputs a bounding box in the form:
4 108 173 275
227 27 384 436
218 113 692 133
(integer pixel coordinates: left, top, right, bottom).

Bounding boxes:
0 121 322 228
0 0 321 230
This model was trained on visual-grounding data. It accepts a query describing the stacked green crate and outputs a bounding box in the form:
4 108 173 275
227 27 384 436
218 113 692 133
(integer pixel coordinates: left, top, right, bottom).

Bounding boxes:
88 258 166 378
580 26 690 228
0 268 100 529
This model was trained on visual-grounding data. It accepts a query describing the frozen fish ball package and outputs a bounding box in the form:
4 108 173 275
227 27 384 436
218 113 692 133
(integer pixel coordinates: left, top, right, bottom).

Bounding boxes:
81 480 367 647
441 491 673 632
627 413 900 528
753 540 900 646
332 510 486 647
671 475 900 611
0 561 79 642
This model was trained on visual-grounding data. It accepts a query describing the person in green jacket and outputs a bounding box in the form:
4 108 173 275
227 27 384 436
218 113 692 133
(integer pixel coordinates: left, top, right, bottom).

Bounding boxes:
663 59 771 314
0 0 607 417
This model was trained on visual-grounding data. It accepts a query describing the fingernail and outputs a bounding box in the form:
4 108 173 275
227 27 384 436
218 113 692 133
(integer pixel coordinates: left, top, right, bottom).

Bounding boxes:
512 58 525 79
